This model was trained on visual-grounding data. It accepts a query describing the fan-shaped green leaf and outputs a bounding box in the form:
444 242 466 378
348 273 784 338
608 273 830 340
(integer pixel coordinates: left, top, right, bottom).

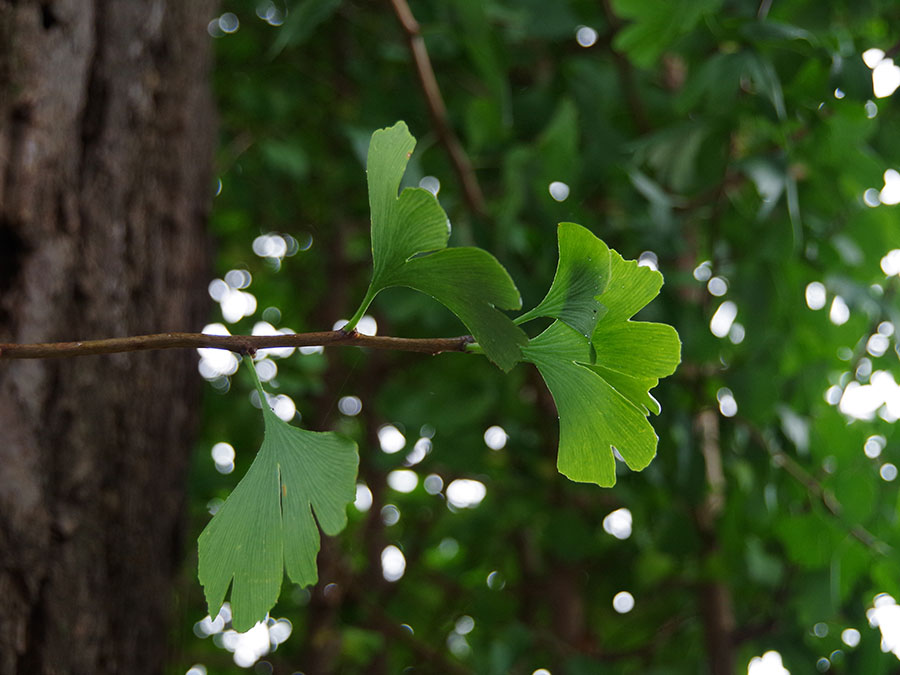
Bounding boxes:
522 251 681 486
387 248 526 371
592 251 681 414
198 358 358 631
516 222 611 337
350 121 526 370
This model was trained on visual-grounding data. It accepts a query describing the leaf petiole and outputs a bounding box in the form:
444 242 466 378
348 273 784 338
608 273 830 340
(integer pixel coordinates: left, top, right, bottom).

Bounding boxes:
343 286 378 333
244 355 268 407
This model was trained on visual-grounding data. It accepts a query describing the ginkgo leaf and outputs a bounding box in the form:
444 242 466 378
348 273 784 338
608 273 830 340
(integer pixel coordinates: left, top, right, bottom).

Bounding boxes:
521 251 680 486
347 121 527 371
516 222 611 337
591 251 681 414
385 247 526 372
198 358 358 631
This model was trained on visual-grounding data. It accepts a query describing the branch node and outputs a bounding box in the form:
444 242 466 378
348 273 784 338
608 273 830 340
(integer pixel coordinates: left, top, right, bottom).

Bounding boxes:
459 335 476 350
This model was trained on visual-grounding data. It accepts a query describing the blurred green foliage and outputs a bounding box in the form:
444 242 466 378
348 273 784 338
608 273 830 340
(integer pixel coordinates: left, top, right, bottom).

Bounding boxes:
174 0 900 672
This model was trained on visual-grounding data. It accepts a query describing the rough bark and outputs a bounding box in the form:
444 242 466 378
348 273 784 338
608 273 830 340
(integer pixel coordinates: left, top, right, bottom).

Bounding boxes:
0 1 214 673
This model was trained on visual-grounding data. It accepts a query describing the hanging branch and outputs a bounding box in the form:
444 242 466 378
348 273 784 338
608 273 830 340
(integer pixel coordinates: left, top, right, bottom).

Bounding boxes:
599 0 652 134
388 0 487 218
0 331 474 359
740 418 892 556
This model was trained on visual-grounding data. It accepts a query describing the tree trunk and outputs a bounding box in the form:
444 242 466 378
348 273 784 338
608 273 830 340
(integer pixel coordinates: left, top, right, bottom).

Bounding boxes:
0 1 215 673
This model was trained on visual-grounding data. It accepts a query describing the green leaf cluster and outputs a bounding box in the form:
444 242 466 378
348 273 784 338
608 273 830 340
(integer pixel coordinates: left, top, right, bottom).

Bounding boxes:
197 123 680 628
522 246 681 486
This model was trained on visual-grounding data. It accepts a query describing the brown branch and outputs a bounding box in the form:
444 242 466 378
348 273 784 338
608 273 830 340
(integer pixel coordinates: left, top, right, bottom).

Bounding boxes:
0 330 475 359
388 0 487 218
694 409 736 675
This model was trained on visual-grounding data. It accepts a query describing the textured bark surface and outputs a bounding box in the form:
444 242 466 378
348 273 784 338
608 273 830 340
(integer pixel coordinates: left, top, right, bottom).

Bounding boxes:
0 1 215 673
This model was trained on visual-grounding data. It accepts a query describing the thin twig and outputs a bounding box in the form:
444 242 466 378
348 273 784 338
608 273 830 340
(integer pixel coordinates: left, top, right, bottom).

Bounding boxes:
388 0 487 218
361 599 473 675
599 0 652 134
0 331 475 359
740 418 892 555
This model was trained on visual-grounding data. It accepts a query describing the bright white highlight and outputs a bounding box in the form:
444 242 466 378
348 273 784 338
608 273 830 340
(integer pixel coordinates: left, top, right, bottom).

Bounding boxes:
194 604 230 637
218 12 239 34
707 276 728 296
829 296 850 325
864 48 886 68
864 188 881 207
863 49 900 98
873 59 900 98
549 181 570 201
270 394 296 421
253 233 288 259
865 435 886 458
879 170 900 205
455 615 475 635
446 479 487 509
254 358 277 382
867 333 890 357
805 282 826 310
710 301 738 338
839 371 900 421
387 469 418 493
868 594 900 658
841 627 861 648
612 591 635 614
602 508 633 540
338 396 362 416
381 545 406 582
381 504 401 526
211 442 235 474
824 385 842 405
404 437 431 466
423 474 444 495
693 261 712 282
354 483 373 512
419 176 441 195
219 619 287 669
638 251 659 271
356 315 378 336
717 388 738 417
197 323 240 380
251 321 296 360
484 425 508 450
882 250 900 276
575 25 598 47
378 425 406 453
747 651 789 675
